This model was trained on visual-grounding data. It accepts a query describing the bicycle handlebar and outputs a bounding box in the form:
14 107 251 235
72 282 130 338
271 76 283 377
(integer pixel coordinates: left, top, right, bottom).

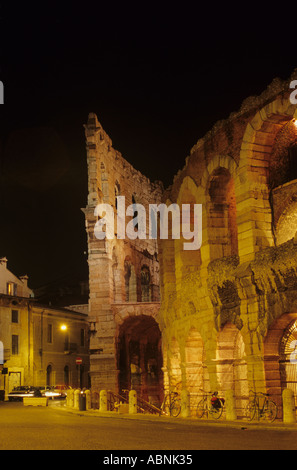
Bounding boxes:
249 390 270 397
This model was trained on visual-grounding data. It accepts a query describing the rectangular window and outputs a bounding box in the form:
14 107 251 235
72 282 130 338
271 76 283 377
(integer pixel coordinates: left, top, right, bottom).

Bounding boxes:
47 324 53 343
7 282 17 296
11 310 19 323
11 335 19 355
80 328 85 347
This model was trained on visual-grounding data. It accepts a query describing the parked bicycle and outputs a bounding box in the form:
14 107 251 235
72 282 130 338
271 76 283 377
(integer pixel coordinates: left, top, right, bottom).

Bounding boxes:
245 391 277 423
196 391 225 419
161 389 181 417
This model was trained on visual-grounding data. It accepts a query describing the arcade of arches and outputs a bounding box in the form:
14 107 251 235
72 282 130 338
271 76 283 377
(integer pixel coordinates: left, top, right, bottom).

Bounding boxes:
158 73 297 418
85 73 297 418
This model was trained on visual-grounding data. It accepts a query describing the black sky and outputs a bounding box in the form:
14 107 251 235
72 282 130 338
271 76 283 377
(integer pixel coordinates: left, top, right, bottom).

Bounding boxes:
0 2 296 288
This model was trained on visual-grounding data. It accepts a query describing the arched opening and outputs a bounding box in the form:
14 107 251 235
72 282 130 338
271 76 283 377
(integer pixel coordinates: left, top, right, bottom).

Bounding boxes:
46 364 53 386
280 320 297 410
124 257 137 302
269 121 297 190
64 365 69 386
216 323 248 417
112 246 122 302
207 167 238 260
275 198 297 245
117 315 163 405
264 312 297 416
270 121 297 245
115 181 121 210
141 265 151 302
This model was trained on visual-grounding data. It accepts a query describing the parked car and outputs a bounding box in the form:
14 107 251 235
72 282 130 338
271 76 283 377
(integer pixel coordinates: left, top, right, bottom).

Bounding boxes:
54 385 72 398
35 385 72 399
8 386 36 401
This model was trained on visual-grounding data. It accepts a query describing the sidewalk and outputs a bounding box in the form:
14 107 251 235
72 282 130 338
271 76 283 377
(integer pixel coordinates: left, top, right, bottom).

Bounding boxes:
51 401 297 432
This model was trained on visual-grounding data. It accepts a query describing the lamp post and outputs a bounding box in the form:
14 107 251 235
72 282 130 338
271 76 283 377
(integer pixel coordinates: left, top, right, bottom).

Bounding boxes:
60 324 69 352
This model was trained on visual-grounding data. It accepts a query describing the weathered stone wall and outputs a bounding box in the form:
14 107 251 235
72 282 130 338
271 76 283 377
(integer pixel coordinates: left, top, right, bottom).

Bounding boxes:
159 70 297 417
83 114 164 396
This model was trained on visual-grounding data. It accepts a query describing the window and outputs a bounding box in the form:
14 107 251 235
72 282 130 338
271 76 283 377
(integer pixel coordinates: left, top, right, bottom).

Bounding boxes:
7 282 17 296
12 335 19 355
11 310 18 323
141 265 151 302
115 181 121 210
47 324 53 343
80 328 85 347
132 195 138 230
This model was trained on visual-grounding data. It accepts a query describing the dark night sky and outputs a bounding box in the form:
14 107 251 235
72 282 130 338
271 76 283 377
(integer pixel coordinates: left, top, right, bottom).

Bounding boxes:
0 2 296 289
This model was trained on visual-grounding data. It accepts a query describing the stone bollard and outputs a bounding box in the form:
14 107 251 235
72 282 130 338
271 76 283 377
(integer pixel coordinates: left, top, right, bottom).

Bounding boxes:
67 388 74 408
225 390 237 421
129 390 137 414
282 388 296 424
99 390 108 412
85 390 91 410
73 389 81 410
181 389 190 418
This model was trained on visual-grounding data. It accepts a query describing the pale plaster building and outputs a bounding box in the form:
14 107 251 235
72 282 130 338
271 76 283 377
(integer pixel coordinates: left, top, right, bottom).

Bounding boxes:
0 259 89 398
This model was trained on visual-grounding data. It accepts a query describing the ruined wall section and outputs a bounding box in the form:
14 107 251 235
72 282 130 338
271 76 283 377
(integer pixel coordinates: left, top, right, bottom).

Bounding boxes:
83 113 163 391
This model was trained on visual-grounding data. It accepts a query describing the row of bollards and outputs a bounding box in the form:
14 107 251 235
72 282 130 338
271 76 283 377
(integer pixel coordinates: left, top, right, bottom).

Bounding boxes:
66 389 138 414
65 388 297 423
98 389 138 414
66 389 91 411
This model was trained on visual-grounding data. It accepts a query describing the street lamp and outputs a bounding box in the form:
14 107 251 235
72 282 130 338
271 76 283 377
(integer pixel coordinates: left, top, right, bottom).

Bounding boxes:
60 324 67 331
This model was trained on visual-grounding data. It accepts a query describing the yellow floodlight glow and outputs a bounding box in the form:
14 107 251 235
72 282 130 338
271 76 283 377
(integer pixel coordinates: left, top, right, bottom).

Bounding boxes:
60 324 67 331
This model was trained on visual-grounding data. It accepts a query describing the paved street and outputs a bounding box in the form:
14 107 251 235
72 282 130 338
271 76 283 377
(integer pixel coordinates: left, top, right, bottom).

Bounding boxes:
0 401 297 451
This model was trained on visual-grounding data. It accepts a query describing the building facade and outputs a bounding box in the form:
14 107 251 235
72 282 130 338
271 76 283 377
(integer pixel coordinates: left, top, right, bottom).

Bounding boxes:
0 259 89 397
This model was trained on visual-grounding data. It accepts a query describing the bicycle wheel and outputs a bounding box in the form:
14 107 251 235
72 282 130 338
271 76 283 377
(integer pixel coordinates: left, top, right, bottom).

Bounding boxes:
263 399 277 423
170 398 181 417
209 399 223 419
196 398 207 419
245 401 256 421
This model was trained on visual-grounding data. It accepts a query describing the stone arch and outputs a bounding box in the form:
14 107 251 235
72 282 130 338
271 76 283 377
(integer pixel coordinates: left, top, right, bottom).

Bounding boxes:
216 323 248 417
116 314 163 404
199 156 238 264
237 97 297 262
264 312 297 415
